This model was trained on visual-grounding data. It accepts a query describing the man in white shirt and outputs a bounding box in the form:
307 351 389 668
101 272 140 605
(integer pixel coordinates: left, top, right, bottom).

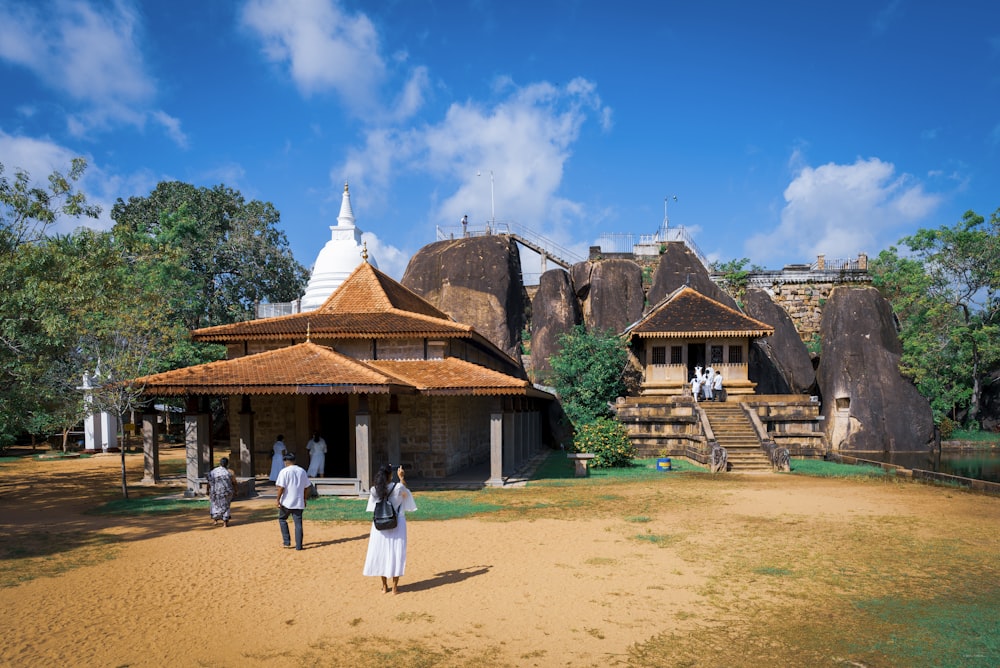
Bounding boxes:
275 453 311 550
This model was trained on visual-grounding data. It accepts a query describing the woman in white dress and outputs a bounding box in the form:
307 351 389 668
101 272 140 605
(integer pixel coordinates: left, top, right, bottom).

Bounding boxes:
268 435 286 482
363 464 417 594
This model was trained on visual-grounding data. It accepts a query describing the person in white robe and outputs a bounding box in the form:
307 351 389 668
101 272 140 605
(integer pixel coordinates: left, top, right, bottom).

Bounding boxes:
363 464 417 594
269 436 286 482
306 433 327 477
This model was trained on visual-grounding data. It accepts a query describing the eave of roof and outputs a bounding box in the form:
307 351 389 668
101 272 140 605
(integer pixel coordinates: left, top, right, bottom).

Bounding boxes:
368 358 533 396
134 342 412 396
625 286 774 339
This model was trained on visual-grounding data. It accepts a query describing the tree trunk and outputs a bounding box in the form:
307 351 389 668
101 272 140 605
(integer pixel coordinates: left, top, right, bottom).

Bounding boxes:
119 445 128 499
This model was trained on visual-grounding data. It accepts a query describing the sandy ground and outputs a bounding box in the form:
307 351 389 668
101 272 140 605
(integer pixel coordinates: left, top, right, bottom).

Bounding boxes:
0 449 997 667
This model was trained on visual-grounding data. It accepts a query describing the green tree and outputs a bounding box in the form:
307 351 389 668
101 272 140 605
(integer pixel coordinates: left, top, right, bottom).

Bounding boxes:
549 325 630 427
871 209 1000 426
111 182 309 331
0 159 101 451
712 257 764 305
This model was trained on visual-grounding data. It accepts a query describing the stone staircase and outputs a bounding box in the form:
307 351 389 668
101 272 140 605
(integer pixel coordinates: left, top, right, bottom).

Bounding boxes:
700 403 772 472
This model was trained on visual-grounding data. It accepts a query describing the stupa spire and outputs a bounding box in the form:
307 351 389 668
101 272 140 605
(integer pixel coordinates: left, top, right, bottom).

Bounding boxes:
337 181 355 228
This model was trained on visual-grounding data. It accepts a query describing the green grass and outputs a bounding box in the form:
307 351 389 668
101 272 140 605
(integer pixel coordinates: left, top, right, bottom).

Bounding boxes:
850 590 1000 667
305 494 503 522
89 496 207 516
951 429 1000 444
788 458 892 479
530 451 702 486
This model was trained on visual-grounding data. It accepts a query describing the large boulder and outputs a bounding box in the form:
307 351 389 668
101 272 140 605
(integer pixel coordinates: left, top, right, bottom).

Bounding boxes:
401 235 525 360
817 286 934 453
570 258 644 334
530 268 581 383
743 287 816 394
647 242 737 309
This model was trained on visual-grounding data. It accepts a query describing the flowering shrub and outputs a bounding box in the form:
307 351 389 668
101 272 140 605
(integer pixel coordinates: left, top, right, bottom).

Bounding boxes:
572 418 635 468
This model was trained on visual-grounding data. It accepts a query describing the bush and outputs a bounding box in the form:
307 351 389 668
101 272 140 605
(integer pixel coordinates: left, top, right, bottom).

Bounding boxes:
937 416 955 440
572 418 635 468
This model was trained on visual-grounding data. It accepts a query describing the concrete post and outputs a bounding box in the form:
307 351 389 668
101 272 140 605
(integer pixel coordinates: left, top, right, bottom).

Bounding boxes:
184 413 209 497
355 403 371 493
141 413 160 483
487 410 504 487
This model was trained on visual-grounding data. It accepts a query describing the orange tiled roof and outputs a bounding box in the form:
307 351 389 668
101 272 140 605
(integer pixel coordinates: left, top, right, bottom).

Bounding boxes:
626 286 773 339
368 358 532 395
191 262 471 342
134 342 410 396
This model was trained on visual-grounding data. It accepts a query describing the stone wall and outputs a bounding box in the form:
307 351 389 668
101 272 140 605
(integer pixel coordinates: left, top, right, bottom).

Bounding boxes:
765 282 835 344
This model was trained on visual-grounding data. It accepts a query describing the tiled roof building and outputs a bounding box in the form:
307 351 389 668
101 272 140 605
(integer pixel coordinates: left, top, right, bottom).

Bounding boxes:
136 260 552 494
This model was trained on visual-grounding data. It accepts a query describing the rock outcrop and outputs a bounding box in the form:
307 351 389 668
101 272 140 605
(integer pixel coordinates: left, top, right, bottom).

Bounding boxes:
743 287 816 395
530 268 581 383
571 258 644 334
400 235 525 360
817 286 934 452
646 242 737 309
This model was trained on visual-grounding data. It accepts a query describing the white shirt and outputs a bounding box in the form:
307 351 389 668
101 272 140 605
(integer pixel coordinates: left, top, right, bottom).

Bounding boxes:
275 464 311 509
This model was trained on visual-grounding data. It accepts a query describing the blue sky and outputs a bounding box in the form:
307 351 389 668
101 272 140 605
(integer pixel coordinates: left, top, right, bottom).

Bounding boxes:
1 0 998 283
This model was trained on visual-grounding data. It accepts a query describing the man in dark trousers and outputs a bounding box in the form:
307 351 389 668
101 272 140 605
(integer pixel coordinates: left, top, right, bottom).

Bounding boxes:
275 452 311 550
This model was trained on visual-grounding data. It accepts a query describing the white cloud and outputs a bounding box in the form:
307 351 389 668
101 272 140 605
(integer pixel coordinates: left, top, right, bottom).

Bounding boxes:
0 131 116 234
361 231 408 280
0 0 184 144
337 77 609 236
241 0 387 112
745 157 941 264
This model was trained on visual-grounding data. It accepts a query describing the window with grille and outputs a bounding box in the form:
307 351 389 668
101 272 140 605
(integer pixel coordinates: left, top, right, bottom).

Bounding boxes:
651 346 666 365
728 345 743 364
711 345 723 364
670 346 683 364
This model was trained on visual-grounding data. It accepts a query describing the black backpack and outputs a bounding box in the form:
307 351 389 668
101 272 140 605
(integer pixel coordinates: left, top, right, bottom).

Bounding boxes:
373 483 398 530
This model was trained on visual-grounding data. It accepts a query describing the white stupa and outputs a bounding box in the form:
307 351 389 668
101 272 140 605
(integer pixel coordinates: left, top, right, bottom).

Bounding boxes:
300 182 378 311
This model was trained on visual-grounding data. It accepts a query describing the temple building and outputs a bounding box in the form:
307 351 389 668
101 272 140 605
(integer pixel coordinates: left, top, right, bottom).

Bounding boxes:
134 259 552 496
300 182 376 311
623 286 774 397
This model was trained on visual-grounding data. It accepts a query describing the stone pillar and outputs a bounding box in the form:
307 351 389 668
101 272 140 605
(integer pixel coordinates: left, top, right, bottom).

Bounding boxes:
487 409 504 487
184 413 209 497
817 254 825 271
141 412 160 483
355 397 371 493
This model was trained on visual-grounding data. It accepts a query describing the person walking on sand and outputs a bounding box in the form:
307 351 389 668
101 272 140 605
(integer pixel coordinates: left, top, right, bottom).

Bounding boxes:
363 464 417 594
275 453 311 550
268 435 286 482
306 432 327 477
207 456 237 527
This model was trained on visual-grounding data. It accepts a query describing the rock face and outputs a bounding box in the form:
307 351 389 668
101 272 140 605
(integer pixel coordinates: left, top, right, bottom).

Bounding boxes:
817 286 934 452
647 242 737 309
530 269 581 383
401 235 525 360
570 259 645 334
743 287 816 395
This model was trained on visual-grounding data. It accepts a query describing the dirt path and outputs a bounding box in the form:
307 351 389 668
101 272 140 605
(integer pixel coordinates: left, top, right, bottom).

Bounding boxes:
1 450 997 667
